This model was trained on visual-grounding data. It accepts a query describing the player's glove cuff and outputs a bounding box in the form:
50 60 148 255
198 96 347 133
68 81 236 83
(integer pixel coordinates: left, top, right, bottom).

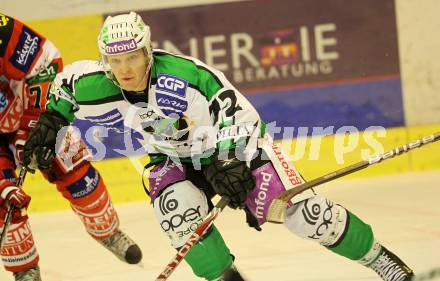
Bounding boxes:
1 186 31 208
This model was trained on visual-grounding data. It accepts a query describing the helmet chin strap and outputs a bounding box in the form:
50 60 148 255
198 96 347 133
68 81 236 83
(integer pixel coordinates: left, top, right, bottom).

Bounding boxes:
133 69 151 92
131 57 153 92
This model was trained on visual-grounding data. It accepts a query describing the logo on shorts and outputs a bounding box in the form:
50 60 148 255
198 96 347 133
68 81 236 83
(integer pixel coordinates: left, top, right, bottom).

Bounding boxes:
160 205 202 232
255 171 272 220
158 190 179 215
105 39 137 54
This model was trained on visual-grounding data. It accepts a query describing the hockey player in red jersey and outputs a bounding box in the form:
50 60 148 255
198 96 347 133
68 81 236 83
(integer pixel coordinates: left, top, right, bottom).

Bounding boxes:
0 14 142 281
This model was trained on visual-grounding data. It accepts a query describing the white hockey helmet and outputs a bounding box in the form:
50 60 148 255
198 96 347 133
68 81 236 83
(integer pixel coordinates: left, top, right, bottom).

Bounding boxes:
98 12 153 83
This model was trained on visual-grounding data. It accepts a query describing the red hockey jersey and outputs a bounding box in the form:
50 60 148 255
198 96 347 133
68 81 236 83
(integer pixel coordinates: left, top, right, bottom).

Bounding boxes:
0 13 62 133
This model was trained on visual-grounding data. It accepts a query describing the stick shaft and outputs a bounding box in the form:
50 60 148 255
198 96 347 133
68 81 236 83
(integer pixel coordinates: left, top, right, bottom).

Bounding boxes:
267 132 440 223
278 132 440 202
155 197 229 281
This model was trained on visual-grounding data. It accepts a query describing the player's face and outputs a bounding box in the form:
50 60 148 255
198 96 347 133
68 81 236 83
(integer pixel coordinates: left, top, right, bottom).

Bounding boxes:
107 49 150 91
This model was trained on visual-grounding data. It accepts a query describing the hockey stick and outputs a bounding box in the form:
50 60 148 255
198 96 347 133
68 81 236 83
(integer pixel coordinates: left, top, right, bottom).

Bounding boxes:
267 132 440 223
155 196 230 281
0 167 27 249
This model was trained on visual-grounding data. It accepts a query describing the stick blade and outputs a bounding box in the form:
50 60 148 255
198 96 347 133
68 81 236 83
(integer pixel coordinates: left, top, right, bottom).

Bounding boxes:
266 199 288 224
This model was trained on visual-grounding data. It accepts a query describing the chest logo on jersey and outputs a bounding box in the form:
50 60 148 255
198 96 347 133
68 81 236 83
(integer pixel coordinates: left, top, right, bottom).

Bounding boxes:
10 26 42 73
156 74 188 98
156 92 188 115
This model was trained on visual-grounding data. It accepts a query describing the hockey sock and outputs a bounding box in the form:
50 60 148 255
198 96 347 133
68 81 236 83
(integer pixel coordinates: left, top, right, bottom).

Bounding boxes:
0 157 39 272
1 220 39 272
184 225 233 281
327 211 375 260
55 163 119 240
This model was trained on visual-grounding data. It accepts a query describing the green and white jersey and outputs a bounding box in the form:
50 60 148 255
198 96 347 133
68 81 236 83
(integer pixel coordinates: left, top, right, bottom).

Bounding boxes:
47 50 264 159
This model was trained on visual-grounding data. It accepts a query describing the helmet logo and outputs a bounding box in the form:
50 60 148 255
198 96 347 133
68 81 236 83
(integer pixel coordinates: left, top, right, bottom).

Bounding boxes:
105 38 137 54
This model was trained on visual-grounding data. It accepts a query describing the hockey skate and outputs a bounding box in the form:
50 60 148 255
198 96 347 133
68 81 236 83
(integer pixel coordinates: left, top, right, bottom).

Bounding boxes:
98 229 142 264
369 247 414 281
13 265 41 281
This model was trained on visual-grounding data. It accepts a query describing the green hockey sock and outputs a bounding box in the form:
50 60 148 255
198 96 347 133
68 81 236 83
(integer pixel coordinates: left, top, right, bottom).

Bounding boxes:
184 225 233 280
327 211 375 260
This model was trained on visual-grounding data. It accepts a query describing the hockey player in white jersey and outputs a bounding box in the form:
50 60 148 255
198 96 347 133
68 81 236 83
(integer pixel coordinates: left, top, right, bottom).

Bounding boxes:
23 12 414 281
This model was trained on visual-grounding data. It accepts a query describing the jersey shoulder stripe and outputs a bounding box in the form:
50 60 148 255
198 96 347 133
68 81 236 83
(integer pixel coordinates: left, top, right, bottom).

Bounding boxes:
58 60 121 103
48 60 122 122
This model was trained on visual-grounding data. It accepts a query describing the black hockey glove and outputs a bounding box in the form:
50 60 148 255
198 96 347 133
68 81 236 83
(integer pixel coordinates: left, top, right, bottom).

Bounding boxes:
204 151 256 209
244 206 262 231
23 110 68 172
